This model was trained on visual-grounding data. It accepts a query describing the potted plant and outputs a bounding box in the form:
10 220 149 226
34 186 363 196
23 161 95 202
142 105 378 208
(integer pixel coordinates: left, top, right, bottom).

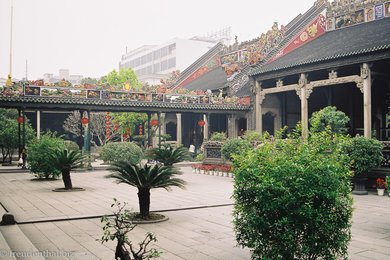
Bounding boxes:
343 136 383 195
376 178 387 196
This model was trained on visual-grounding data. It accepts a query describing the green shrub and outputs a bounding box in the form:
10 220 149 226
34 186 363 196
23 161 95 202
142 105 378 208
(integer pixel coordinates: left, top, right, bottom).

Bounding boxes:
100 142 143 164
64 140 80 151
310 106 350 134
27 133 65 179
209 132 227 142
195 153 204 162
221 138 250 161
233 130 352 259
241 130 262 145
342 136 383 177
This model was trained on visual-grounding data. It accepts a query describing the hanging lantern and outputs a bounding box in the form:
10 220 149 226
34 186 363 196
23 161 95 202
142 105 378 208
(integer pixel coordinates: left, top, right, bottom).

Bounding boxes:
151 119 159 126
17 116 24 123
198 120 205 127
81 117 89 125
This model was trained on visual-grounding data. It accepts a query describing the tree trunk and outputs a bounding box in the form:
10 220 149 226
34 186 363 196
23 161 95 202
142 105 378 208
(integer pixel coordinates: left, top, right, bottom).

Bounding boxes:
62 169 73 189
115 238 130 260
137 188 150 219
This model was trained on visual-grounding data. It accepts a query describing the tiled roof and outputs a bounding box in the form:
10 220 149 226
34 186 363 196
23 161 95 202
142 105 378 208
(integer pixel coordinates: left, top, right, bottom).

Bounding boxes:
0 96 250 112
173 43 223 89
250 18 390 77
182 67 227 91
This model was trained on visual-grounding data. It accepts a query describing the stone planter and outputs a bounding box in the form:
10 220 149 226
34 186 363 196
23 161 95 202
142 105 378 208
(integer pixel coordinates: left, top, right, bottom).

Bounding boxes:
377 188 385 196
352 177 368 195
203 141 224 165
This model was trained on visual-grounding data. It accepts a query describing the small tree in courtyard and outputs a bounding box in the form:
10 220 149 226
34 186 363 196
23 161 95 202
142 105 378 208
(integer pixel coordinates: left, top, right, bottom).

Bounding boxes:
50 149 85 189
310 106 350 134
107 162 186 219
233 129 353 259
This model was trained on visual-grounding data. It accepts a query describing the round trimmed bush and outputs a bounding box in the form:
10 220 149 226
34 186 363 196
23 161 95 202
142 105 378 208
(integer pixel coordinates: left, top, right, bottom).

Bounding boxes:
100 142 143 164
221 138 250 161
27 133 65 179
233 131 352 259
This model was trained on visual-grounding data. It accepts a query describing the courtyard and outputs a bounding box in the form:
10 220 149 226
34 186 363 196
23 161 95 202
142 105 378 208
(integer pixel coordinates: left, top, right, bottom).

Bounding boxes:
0 165 389 259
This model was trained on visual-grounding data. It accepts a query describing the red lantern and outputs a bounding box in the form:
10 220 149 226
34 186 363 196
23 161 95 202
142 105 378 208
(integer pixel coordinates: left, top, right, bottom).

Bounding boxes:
198 120 205 127
151 119 159 126
17 116 24 123
81 117 89 125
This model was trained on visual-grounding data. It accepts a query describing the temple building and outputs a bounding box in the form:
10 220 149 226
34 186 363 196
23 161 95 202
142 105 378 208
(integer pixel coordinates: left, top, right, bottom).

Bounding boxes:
162 0 390 149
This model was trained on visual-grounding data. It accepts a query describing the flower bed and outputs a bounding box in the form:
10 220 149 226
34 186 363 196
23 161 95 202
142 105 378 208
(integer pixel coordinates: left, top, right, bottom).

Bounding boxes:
191 163 233 177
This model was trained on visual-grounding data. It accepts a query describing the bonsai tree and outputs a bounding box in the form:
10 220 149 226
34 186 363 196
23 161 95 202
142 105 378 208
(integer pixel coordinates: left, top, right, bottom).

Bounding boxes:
107 162 186 219
342 136 383 194
50 149 85 189
147 144 191 166
100 199 160 260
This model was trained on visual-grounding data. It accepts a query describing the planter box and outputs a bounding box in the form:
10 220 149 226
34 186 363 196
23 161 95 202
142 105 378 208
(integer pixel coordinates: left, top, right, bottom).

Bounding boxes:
203 141 224 165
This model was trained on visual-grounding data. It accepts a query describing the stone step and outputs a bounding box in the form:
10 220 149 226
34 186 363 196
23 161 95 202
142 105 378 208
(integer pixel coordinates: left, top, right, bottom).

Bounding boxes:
0 230 17 260
0 225 44 260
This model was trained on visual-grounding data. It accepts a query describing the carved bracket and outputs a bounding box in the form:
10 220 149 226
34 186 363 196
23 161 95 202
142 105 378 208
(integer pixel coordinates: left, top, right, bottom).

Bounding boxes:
258 91 265 105
328 70 338 79
355 79 364 93
251 81 261 94
360 66 369 79
298 74 308 88
276 79 283 88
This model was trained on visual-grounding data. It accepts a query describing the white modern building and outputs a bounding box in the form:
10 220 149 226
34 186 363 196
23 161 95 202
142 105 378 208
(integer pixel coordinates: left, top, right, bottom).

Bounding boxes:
119 29 231 85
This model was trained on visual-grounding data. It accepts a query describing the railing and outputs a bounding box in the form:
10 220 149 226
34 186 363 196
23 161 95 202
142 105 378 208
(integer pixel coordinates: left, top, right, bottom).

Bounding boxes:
1 84 251 106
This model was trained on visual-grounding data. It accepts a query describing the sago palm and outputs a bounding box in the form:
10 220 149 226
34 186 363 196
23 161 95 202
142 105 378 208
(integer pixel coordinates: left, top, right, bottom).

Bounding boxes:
107 161 186 219
147 144 191 166
50 149 85 189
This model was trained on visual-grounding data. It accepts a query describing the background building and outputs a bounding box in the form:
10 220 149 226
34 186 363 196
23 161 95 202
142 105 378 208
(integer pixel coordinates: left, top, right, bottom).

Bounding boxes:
119 28 231 85
43 69 83 85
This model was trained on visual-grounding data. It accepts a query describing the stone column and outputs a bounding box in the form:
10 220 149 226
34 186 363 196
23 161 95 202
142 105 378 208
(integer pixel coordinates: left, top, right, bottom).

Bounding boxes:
254 81 264 135
176 113 182 145
297 74 311 140
362 63 372 138
203 114 209 140
36 110 41 139
158 112 162 147
228 114 238 138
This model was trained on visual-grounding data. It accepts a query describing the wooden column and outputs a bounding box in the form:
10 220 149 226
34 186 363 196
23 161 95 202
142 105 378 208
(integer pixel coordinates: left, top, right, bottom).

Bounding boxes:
176 113 182 145
362 63 372 138
147 113 151 147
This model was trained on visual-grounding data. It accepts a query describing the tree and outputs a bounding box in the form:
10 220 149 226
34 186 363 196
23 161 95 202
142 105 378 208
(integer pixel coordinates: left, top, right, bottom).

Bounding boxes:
80 77 98 85
107 162 186 219
0 109 35 163
50 149 85 189
233 129 352 259
63 111 119 146
103 68 142 91
310 106 350 134
27 133 65 179
146 144 191 166
100 199 160 260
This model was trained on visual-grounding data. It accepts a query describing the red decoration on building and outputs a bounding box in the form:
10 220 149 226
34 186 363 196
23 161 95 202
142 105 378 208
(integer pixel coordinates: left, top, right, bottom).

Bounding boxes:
81 117 89 125
198 120 205 127
17 116 24 123
151 119 159 126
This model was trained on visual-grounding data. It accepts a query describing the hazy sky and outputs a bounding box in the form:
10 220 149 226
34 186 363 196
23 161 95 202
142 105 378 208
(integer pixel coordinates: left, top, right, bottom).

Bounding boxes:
0 0 315 80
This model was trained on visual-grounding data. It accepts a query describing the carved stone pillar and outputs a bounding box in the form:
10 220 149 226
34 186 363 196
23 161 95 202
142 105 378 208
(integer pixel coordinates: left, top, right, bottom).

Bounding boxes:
253 81 264 135
296 74 311 140
36 110 41 139
228 114 238 138
203 114 209 141
176 113 182 145
361 63 372 138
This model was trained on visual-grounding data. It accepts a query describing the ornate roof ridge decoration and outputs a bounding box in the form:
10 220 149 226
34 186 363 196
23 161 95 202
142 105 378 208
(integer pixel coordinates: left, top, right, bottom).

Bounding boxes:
250 43 390 76
0 96 251 112
326 0 390 31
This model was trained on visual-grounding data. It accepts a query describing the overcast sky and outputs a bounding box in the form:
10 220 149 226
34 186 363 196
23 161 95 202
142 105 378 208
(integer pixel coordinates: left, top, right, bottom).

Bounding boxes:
0 0 315 80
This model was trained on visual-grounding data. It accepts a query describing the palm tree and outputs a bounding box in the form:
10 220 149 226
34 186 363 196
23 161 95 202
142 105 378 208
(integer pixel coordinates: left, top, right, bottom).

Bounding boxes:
107 162 186 219
50 149 85 189
147 144 191 166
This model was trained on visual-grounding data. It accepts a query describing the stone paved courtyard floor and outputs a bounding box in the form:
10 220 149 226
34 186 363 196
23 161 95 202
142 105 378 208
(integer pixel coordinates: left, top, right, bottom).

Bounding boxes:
0 165 390 259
